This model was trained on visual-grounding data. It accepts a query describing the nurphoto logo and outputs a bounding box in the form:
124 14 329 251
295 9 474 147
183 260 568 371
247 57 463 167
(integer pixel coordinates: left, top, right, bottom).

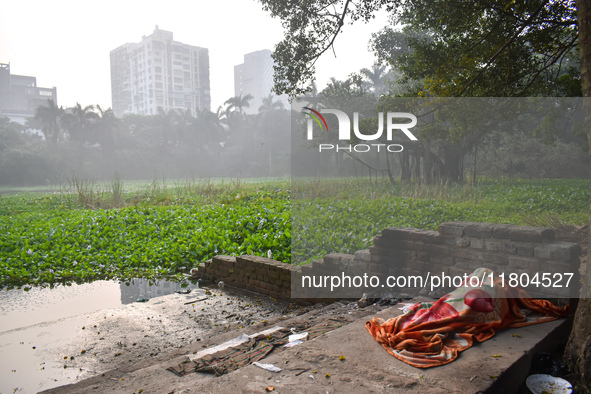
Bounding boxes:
302 107 418 153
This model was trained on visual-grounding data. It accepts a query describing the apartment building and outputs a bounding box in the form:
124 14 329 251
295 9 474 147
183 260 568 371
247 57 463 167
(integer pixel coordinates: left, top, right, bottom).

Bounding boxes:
234 49 288 115
110 26 210 117
0 63 58 123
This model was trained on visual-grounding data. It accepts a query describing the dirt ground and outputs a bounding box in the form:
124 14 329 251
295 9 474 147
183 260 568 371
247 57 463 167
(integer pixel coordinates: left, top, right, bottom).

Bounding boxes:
43 297 416 394
3 284 317 393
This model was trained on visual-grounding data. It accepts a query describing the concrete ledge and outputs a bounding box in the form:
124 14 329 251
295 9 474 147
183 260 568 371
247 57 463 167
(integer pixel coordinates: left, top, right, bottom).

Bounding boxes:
42 299 574 394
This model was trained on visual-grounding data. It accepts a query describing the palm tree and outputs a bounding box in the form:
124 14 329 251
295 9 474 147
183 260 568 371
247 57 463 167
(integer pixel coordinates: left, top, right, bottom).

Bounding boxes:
360 63 389 95
155 107 178 154
257 94 286 175
224 93 254 115
94 105 121 156
34 99 64 143
258 94 284 113
196 107 226 158
175 108 196 145
65 103 97 143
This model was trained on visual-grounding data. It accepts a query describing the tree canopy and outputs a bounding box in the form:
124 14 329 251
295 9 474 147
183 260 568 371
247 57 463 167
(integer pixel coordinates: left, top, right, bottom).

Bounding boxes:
261 0 580 97
261 0 591 387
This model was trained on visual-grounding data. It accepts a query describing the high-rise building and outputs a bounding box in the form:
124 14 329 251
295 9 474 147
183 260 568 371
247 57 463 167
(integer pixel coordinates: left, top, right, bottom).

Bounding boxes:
110 26 210 117
234 49 289 115
0 63 58 123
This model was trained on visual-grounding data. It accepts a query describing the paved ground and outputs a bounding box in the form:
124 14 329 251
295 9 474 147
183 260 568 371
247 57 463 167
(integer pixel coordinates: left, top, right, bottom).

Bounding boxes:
41 296 572 394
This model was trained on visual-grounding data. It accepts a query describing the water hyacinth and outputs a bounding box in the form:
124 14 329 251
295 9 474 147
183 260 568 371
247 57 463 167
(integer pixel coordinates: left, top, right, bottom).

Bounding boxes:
0 179 586 289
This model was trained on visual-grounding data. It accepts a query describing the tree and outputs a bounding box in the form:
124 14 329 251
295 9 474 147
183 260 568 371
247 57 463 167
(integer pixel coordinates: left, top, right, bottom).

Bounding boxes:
371 1 579 97
564 0 591 386
258 94 285 113
63 103 97 143
34 99 64 143
175 108 197 146
358 62 392 96
224 93 254 115
195 107 225 159
95 105 122 156
262 0 579 98
260 0 591 387
155 107 178 154
258 94 287 175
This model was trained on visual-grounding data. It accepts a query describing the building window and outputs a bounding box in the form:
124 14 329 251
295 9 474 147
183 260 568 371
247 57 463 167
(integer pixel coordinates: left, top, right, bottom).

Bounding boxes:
183 64 190 70
39 90 53 96
174 85 183 91
155 66 162 72
155 82 163 89
174 77 183 83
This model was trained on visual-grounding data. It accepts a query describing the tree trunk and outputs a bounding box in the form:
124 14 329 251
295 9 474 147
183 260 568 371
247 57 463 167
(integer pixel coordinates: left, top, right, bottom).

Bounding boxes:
385 151 396 186
401 149 411 184
424 140 432 185
472 144 477 184
565 0 591 390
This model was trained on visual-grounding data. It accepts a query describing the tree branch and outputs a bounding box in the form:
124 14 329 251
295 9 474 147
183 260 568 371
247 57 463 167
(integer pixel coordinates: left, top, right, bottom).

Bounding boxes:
456 0 552 97
310 0 352 67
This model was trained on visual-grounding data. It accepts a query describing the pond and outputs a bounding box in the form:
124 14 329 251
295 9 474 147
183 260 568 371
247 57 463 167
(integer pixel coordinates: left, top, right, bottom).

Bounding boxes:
0 279 202 333
0 278 300 393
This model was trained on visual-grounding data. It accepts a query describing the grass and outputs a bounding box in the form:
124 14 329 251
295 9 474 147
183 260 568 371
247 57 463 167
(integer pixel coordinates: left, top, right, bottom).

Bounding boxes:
0 176 587 289
291 177 588 264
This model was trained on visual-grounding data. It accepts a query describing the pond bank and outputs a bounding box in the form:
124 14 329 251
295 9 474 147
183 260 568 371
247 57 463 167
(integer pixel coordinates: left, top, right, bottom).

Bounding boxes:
1 283 306 393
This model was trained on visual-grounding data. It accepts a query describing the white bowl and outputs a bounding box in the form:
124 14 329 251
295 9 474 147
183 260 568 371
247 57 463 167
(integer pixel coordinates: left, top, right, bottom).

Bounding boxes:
526 374 573 394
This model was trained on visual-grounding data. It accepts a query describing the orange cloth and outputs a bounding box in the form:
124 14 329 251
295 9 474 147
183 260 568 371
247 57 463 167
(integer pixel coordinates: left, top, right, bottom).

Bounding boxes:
366 268 569 368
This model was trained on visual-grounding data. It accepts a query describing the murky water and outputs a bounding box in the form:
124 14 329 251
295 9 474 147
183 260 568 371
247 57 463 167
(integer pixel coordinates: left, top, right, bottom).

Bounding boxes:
0 280 297 393
0 279 201 333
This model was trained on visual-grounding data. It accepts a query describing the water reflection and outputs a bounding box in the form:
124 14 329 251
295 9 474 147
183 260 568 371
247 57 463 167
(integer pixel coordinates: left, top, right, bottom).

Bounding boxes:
119 278 201 304
0 278 201 333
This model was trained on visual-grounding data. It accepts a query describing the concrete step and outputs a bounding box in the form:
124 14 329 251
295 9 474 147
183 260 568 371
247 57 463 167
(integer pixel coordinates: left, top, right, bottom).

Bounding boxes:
42 299 572 394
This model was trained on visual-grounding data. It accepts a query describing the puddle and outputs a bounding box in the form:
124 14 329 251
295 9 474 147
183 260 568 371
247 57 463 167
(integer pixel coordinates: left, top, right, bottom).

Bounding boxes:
0 280 299 393
0 279 201 333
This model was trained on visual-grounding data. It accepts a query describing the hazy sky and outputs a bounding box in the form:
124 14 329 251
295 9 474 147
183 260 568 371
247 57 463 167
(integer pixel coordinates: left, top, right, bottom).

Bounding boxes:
0 0 390 111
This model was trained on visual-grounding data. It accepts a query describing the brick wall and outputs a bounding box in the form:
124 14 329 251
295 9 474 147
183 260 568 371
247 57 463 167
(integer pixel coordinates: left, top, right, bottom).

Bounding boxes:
191 255 293 299
294 221 581 298
191 222 581 300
